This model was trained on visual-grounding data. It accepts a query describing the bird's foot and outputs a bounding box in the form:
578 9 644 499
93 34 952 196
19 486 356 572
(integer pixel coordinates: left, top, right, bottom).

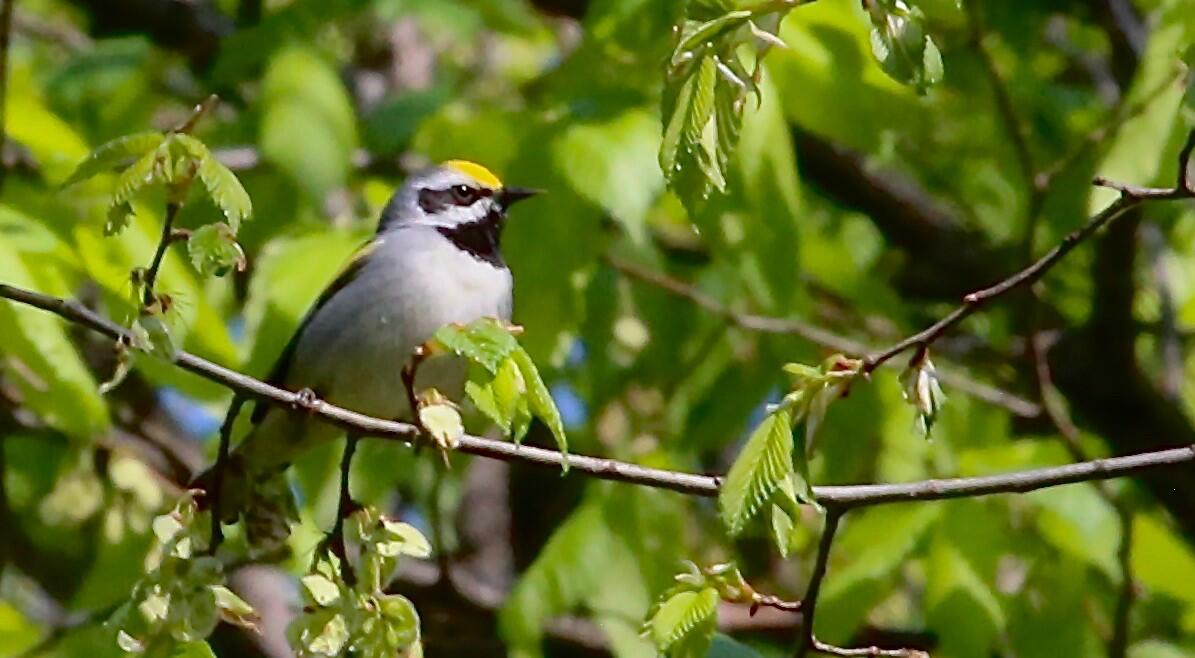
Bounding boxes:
293 387 322 413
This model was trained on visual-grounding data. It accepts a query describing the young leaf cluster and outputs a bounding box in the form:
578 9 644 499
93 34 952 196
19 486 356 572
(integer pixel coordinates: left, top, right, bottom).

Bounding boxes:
719 356 861 545
660 0 795 212
106 496 258 657
429 318 568 464
865 0 944 93
62 117 252 363
288 507 427 658
642 561 760 657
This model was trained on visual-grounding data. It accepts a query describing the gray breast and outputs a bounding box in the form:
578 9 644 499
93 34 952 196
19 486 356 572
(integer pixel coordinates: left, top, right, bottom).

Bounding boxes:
287 226 513 420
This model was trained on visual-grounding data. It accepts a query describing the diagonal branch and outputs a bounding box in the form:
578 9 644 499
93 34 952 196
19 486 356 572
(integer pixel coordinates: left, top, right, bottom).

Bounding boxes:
864 129 1195 373
2 283 1195 511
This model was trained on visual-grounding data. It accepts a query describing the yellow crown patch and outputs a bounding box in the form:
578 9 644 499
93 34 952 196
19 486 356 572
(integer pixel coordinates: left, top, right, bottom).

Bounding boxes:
442 160 503 189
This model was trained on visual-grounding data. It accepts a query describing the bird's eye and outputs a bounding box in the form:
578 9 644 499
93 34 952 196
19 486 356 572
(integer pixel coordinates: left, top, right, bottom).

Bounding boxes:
451 185 478 205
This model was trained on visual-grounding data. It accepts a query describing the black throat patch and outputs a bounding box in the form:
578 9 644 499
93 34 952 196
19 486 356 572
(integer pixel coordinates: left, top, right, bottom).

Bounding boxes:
437 207 505 268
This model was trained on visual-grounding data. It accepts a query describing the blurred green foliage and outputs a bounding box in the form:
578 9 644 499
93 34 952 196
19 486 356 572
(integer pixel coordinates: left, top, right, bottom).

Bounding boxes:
0 0 1193 657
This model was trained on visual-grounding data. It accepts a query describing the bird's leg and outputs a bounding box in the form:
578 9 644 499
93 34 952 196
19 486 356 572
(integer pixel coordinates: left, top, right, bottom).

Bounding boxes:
315 434 361 583
401 345 429 450
206 395 245 555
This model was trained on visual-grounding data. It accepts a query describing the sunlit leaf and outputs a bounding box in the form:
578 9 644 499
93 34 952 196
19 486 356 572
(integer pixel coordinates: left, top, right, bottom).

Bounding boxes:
431 317 521 374
719 408 794 536
648 587 719 650
511 347 568 459
187 223 246 277
61 131 165 187
174 134 253 230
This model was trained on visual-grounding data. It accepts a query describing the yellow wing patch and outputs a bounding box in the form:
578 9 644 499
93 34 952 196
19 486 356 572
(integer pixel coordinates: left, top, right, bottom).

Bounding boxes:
442 159 503 190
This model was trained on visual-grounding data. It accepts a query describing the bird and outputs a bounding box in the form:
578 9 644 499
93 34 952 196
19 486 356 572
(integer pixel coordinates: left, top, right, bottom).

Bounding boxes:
193 160 539 540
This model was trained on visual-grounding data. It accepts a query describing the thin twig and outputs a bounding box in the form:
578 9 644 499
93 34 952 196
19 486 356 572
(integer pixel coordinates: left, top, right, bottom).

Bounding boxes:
795 512 928 657
795 511 838 658
142 201 181 306
865 130 1195 373
3 282 1195 508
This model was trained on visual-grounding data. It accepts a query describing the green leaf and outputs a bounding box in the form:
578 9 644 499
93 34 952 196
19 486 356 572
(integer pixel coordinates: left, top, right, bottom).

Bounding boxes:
300 574 342 607
187 223 246 277
377 593 421 647
111 146 163 205
867 1 943 93
465 357 527 435
174 134 252 230
432 318 521 374
648 587 719 650
211 585 260 632
379 518 433 559
418 394 464 450
307 612 350 656
719 408 794 536
61 131 165 187
511 347 568 459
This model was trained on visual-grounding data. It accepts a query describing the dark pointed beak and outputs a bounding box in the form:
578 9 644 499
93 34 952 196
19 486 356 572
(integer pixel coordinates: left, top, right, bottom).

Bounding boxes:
497 186 543 210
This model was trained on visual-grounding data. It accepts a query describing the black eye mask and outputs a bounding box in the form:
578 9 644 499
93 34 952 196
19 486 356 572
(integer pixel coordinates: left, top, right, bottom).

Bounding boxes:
418 185 491 213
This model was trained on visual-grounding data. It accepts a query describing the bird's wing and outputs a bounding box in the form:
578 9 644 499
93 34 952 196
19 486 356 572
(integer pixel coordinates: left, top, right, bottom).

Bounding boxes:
250 238 381 424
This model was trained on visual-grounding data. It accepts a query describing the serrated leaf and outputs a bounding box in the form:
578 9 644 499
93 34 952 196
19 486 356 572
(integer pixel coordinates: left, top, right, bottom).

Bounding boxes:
674 11 753 60
175 134 252 230
61 131 165 187
432 317 520 374
719 408 794 535
649 587 719 650
188 223 246 277
510 347 568 461
110 147 161 209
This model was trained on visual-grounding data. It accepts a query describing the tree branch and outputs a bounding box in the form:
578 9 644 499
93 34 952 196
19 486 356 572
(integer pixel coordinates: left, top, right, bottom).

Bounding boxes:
2 283 1195 512
864 128 1195 373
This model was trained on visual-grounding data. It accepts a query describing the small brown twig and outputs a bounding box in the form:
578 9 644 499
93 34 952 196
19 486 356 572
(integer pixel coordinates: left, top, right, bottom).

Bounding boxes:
864 128 1195 374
